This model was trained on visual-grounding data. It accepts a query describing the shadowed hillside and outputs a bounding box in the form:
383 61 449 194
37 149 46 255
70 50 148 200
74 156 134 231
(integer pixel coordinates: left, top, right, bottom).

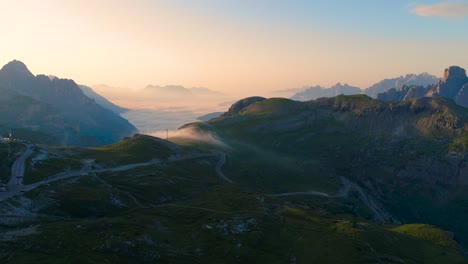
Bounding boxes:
0 60 137 146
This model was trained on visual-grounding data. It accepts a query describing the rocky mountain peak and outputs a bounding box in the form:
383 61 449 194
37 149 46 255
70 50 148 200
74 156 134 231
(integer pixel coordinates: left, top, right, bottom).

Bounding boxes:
443 66 467 82
0 59 34 79
428 66 468 99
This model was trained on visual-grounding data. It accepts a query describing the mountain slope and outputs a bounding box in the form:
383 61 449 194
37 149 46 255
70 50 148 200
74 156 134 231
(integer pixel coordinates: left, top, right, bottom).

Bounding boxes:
0 60 137 146
78 85 128 114
197 112 224 121
203 95 468 248
0 89 67 144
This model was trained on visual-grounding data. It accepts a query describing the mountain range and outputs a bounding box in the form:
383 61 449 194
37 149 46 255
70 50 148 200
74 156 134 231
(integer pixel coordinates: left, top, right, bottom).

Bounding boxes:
364 73 440 98
289 73 440 101
0 60 136 146
378 66 468 108
290 83 361 101
143 85 224 100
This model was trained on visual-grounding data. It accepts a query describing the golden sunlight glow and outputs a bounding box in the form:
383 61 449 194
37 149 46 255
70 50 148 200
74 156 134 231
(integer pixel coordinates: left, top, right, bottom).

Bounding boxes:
0 0 467 99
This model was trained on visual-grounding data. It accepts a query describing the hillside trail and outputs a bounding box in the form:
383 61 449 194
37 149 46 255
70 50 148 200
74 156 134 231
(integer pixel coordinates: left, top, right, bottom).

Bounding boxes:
0 144 34 201
268 177 352 198
268 177 395 223
0 152 219 202
0 147 394 223
7 144 34 187
214 152 232 183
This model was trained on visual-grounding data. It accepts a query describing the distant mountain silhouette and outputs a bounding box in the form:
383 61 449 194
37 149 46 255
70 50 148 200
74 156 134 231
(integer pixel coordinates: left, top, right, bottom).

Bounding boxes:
377 66 468 108
365 73 439 98
144 85 223 100
78 85 128 114
284 74 439 101
291 83 361 101
0 60 137 146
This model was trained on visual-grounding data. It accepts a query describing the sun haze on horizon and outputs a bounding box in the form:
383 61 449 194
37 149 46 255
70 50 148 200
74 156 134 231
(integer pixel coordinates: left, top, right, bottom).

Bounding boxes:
1 0 468 99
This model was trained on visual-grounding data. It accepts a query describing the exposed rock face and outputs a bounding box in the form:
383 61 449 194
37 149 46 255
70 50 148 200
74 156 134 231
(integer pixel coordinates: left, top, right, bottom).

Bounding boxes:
377 66 468 109
427 66 468 99
291 83 361 101
0 60 137 146
402 85 429 100
224 96 266 116
377 85 430 102
377 88 402 102
455 83 468 108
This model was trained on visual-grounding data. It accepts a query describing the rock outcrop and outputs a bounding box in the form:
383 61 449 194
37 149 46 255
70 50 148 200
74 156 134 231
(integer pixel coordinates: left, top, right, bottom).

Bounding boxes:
427 66 468 99
426 66 468 108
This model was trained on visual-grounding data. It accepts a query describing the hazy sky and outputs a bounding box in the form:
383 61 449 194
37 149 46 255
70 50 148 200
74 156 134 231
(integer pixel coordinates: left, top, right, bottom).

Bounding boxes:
1 0 468 97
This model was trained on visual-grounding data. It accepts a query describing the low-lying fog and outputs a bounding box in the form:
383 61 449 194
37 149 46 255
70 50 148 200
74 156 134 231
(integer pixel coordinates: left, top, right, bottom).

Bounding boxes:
122 109 198 136
92 84 236 137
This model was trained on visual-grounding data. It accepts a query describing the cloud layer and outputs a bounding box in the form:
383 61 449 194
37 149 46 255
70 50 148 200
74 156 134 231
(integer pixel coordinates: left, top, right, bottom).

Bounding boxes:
411 2 468 18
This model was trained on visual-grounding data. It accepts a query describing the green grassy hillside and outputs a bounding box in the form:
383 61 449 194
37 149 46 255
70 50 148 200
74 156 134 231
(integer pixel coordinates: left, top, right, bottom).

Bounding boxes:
79 134 175 163
393 224 457 248
1 173 465 263
206 95 468 246
0 95 467 263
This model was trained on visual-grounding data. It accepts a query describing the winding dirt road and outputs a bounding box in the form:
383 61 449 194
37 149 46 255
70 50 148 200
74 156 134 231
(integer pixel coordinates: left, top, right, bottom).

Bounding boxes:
0 145 396 223
7 144 34 187
0 152 222 202
268 177 352 198
0 144 34 202
215 152 232 183
268 177 395 223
